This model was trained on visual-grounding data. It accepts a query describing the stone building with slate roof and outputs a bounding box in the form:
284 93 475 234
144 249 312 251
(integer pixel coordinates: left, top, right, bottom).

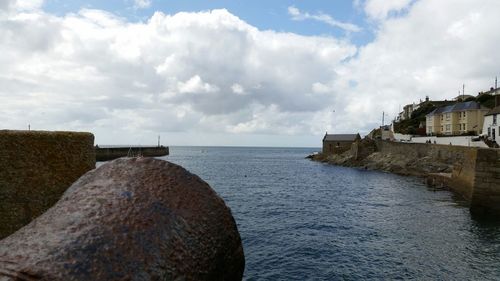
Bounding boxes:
322 133 361 155
426 101 490 136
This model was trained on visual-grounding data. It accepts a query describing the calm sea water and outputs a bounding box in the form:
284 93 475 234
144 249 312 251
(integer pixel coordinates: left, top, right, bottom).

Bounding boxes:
158 146 500 280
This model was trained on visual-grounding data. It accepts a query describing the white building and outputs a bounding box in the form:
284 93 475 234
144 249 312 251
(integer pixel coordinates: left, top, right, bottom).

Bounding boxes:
482 106 500 144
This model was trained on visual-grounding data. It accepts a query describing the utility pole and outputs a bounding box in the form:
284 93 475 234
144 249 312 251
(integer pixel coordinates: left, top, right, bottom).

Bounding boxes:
496 76 498 89
462 84 465 100
331 109 335 133
382 111 385 127
157 135 160 147
28 124 30 131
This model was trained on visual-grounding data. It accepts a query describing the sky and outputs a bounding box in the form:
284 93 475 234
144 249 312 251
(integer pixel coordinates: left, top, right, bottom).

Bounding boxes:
1 0 500 147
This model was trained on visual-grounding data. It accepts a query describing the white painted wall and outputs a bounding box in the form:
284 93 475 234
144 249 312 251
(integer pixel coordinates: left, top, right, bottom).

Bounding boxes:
482 115 500 145
393 133 412 141
411 136 488 147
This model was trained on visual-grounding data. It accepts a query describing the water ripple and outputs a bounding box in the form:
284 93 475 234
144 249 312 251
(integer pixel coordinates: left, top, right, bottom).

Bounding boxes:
163 146 500 280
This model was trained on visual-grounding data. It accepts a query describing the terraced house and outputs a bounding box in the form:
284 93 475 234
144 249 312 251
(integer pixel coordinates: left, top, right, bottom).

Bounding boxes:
426 101 490 136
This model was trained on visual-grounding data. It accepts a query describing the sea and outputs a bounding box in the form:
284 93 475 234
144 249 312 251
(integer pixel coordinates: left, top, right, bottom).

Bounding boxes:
157 146 500 280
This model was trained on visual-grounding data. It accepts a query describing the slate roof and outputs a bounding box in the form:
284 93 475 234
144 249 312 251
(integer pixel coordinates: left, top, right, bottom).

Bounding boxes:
323 133 360 142
426 101 487 116
485 105 500 116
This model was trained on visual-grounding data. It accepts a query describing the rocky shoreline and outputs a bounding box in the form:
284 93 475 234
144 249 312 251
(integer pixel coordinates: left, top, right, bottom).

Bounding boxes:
311 138 500 216
309 138 452 178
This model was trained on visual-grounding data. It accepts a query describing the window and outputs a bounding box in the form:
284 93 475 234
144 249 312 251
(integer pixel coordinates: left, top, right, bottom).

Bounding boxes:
463 111 466 118
494 114 497 125
488 127 491 137
445 124 450 131
446 113 450 120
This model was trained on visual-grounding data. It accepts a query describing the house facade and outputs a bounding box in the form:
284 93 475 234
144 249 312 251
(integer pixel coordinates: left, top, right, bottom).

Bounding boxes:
482 109 500 144
426 101 489 136
398 102 420 121
481 94 500 144
322 133 361 155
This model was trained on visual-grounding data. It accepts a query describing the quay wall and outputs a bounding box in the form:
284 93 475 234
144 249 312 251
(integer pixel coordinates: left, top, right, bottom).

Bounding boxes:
96 146 169 161
373 140 500 214
470 149 500 215
0 130 95 239
375 140 475 165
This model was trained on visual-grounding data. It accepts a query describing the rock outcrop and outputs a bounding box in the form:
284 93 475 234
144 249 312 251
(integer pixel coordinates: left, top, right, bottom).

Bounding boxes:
0 157 245 281
312 138 452 177
313 139 500 216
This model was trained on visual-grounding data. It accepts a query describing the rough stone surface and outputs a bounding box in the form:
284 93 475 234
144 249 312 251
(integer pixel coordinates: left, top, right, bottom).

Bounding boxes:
312 138 500 215
313 139 480 177
0 130 95 239
0 157 245 281
470 149 500 215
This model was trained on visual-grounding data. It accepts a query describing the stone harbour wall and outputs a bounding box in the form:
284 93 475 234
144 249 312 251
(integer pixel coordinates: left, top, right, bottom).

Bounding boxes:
96 146 169 161
375 140 476 165
375 140 500 215
470 149 500 215
0 130 95 239
319 140 500 215
450 148 478 200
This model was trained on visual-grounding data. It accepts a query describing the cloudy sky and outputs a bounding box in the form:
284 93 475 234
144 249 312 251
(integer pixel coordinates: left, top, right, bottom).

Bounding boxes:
1 0 499 147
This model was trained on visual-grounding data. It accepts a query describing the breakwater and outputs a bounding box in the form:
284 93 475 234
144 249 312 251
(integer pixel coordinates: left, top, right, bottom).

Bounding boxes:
95 146 169 161
0 130 95 239
315 139 500 215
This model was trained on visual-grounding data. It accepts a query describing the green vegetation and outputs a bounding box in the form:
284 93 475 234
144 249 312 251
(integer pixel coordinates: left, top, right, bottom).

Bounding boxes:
393 102 436 135
459 94 495 108
394 95 496 135
476 94 496 109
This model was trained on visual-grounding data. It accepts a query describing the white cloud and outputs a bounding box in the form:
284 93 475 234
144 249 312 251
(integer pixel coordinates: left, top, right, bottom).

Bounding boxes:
2 1 500 146
178 75 219 94
231 83 246 95
16 0 44 10
133 0 152 9
0 7 356 145
363 0 413 20
337 0 500 128
0 0 44 13
288 6 362 33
